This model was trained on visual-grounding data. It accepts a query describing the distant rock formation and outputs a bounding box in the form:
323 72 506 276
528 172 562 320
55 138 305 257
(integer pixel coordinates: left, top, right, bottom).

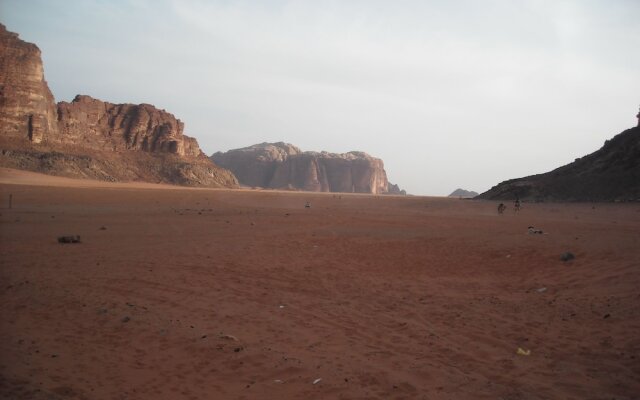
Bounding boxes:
477 126 640 202
0 23 237 187
448 188 478 198
211 142 401 194
387 182 407 195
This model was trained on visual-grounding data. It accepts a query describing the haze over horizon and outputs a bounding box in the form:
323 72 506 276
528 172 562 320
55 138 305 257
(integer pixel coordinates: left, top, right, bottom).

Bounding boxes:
2 0 638 196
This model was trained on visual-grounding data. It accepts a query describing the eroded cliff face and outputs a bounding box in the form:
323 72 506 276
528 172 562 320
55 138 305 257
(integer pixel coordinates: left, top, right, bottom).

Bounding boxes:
211 142 391 194
0 24 238 188
0 24 58 143
57 95 202 157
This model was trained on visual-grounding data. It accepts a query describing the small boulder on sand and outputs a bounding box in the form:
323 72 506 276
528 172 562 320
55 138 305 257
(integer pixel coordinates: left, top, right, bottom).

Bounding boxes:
57 235 81 244
560 252 575 262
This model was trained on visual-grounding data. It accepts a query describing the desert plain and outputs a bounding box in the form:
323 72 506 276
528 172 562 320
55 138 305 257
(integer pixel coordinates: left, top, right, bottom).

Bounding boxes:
0 168 639 400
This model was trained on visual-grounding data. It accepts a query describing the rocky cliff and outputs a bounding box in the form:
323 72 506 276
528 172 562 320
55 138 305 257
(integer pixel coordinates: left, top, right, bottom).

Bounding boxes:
56 95 205 157
0 24 57 144
0 24 237 187
477 126 640 202
211 142 396 194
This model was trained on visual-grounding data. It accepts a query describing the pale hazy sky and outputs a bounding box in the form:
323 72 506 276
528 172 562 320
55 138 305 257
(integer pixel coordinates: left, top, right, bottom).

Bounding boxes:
2 0 639 195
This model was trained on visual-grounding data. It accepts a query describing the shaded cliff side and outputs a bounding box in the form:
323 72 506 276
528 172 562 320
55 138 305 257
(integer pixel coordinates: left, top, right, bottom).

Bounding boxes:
211 142 399 194
387 182 407 195
477 127 640 202
0 23 237 187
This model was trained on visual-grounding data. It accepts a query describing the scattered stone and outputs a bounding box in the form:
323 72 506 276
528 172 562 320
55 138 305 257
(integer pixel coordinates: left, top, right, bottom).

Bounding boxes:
313 378 322 385
528 226 544 234
234 346 244 352
201 335 207 339
536 287 547 293
99 226 107 230
305 202 311 208
121 316 130 323
560 252 575 262
604 313 611 319
57 235 81 243
219 333 239 341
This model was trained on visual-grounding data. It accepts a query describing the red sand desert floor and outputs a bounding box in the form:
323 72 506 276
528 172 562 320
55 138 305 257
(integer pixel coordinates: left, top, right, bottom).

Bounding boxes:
1 168 639 400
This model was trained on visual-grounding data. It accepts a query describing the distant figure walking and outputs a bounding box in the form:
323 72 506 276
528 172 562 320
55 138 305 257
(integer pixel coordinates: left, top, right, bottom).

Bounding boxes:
497 203 506 214
514 198 521 212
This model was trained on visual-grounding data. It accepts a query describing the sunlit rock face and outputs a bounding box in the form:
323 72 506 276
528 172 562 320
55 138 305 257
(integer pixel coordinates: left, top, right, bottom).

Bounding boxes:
0 23 58 144
57 95 202 157
0 24 238 188
212 142 391 194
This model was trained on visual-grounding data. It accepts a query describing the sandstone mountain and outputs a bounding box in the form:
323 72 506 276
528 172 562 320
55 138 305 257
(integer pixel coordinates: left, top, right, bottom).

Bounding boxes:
0 24 237 187
477 126 640 202
211 142 402 194
448 188 478 198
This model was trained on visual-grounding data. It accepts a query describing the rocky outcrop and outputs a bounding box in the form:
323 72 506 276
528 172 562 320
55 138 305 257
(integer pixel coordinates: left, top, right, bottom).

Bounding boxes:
212 142 396 194
449 189 478 198
387 182 407 195
0 24 237 188
0 23 57 143
56 95 203 157
477 126 640 202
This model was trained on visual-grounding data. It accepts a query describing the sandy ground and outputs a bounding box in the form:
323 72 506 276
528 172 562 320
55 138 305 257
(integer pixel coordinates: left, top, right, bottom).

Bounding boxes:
1 168 639 400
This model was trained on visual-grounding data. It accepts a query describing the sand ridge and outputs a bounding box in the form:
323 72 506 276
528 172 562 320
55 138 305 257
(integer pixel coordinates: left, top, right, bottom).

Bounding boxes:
1 170 639 399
